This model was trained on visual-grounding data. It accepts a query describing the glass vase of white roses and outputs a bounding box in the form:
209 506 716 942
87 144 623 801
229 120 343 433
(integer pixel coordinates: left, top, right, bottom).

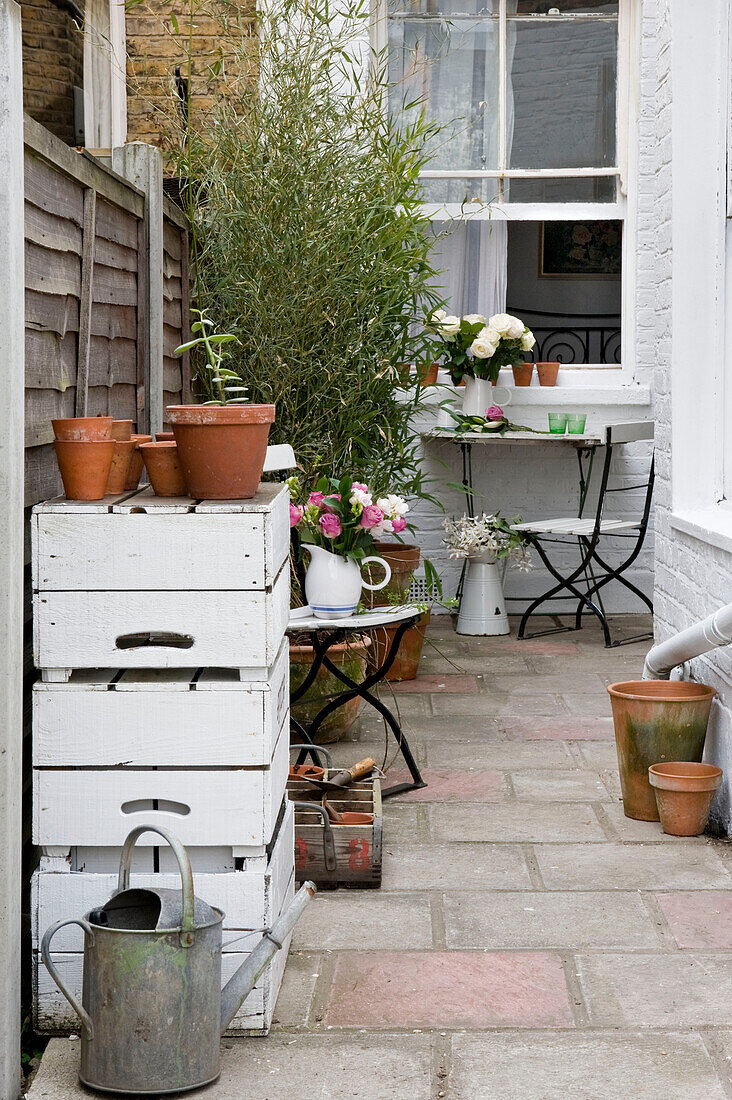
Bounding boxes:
425 310 536 417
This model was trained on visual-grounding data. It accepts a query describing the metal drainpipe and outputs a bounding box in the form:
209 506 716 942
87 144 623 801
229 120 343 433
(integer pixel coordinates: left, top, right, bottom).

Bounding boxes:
47 0 84 28
643 602 732 680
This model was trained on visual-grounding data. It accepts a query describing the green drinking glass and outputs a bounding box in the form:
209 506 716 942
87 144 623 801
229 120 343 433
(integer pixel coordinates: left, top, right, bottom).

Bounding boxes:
548 413 567 434
566 414 587 435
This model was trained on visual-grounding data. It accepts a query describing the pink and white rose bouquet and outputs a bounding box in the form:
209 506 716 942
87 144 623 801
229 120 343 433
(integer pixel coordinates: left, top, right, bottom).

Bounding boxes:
289 474 410 561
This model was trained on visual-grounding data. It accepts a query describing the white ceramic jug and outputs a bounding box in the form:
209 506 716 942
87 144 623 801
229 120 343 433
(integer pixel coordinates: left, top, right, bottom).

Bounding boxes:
304 545 392 619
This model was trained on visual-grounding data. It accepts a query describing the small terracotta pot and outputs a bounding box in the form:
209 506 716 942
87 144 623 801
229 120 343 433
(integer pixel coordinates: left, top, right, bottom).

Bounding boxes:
167 404 275 499
52 416 112 442
289 764 325 782
105 440 137 495
536 362 560 387
156 431 175 441
417 362 439 386
607 681 716 820
140 441 188 497
323 799 374 825
54 440 115 500
649 761 723 836
111 420 134 441
125 434 152 491
394 363 412 387
369 610 430 682
511 362 534 387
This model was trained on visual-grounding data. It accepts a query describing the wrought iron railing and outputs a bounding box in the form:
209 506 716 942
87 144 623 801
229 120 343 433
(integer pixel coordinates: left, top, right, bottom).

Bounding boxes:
507 307 621 365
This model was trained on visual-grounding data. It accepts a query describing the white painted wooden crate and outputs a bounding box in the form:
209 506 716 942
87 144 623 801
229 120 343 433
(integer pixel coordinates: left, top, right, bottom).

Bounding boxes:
32 484 290 677
33 803 295 1034
33 640 289 769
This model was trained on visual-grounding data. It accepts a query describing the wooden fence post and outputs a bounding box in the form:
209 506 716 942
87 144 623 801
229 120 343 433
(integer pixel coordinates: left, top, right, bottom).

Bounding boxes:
74 188 97 417
112 142 164 434
0 2 25 1096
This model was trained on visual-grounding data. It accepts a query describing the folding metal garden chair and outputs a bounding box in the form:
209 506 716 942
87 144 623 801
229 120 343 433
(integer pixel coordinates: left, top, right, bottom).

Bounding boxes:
511 420 655 648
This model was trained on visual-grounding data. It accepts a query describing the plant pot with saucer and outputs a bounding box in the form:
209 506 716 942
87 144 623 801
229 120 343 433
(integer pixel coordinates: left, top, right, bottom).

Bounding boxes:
169 309 275 499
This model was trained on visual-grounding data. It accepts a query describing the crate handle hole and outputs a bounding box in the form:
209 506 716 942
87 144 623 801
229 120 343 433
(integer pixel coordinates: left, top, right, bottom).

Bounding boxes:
115 632 194 650
121 799 191 816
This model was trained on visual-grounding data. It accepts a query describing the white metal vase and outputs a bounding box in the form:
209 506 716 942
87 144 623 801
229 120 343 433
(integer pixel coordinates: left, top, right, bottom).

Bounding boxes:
456 549 510 636
303 544 391 619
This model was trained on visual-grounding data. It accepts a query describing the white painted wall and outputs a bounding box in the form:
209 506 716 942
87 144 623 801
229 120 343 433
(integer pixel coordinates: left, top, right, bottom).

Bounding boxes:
0 2 25 1095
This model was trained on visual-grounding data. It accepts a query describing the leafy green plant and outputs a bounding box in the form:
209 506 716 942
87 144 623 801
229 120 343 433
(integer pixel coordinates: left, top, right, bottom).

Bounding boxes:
162 0 446 499
174 309 246 405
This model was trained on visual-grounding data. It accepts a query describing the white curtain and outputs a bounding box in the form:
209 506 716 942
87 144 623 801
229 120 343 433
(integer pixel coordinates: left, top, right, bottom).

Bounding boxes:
428 218 507 318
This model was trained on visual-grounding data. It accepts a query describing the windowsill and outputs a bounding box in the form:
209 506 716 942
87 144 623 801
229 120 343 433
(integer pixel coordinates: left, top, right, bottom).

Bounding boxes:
420 370 651 407
670 509 732 557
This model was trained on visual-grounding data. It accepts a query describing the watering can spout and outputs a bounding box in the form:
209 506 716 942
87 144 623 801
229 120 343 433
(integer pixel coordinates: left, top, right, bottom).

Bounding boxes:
219 881 317 1033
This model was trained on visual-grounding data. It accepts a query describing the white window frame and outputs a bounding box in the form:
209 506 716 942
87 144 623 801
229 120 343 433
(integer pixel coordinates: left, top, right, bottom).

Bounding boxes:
375 0 640 379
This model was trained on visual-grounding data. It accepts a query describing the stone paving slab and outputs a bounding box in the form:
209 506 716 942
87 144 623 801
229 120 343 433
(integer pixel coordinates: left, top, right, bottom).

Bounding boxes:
511 769 610 802
383 767 507 802
431 803 606 843
655 891 732 949
326 951 574 1028
432 693 569 717
576 953 732 1027
385 715 505 742
443 891 661 950
480 671 609 695
562 693 619 717
535 843 732 890
599 803 708 844
424 739 574 769
575 741 621 769
380 842 533 892
270 950 321 1027
499 716 615 740
448 1031 728 1100
293 892 433 952
391 674 480 693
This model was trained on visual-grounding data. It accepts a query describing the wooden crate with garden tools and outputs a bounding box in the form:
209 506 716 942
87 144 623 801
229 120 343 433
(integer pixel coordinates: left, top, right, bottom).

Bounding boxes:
287 748 383 889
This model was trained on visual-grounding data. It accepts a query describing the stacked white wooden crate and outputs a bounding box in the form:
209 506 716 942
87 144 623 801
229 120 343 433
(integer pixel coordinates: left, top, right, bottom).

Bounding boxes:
31 482 293 1035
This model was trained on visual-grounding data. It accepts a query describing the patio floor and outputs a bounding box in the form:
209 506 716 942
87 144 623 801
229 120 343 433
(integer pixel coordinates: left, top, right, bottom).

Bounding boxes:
29 614 732 1099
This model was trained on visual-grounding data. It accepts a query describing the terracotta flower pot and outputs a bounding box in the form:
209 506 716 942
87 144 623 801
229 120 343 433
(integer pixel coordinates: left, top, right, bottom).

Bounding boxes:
536 362 560 387
363 541 421 609
369 610 431 682
54 440 115 500
125 434 152 491
511 362 534 387
290 636 371 743
289 763 325 782
156 431 175 441
52 416 112 442
607 681 716 820
111 420 134 441
166 404 275 499
417 362 439 386
649 761 723 836
105 440 137 495
140 442 188 497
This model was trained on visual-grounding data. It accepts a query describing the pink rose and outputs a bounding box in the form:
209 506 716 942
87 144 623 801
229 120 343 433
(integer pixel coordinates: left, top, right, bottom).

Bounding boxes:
391 516 407 533
289 503 304 528
486 405 504 421
360 505 385 530
352 482 369 493
308 491 325 507
319 513 342 538
322 492 341 513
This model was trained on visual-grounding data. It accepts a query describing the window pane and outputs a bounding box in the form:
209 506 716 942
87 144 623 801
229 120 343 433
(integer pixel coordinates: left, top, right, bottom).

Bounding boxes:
507 176 616 201
509 19 617 168
389 18 500 171
421 177 500 203
514 2 618 12
506 221 622 364
388 0 498 15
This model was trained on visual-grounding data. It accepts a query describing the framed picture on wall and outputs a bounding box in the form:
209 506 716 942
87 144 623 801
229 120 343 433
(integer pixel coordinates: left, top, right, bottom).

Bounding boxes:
539 221 622 278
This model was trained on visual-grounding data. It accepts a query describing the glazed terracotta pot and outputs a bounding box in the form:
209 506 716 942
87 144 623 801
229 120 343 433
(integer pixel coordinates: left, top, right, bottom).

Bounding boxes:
511 362 534 387
125 434 152 491
54 440 115 500
111 420 134 441
363 541 421 609
290 636 371 743
607 680 716 821
105 440 137 495
536 362 560 387
156 431 175 441
369 610 431 682
140 441 188 497
166 404 275 499
52 416 112 442
649 761 723 836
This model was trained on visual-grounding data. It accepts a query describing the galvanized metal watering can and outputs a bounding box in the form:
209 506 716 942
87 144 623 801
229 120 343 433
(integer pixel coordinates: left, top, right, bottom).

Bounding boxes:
41 825 316 1096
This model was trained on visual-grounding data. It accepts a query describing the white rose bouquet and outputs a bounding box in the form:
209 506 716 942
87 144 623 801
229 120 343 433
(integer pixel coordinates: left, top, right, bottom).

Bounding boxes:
442 512 532 570
425 309 535 384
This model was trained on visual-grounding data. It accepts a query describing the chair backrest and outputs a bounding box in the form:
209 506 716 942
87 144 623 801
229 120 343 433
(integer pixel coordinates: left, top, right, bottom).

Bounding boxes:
583 421 655 537
263 443 296 473
605 420 654 445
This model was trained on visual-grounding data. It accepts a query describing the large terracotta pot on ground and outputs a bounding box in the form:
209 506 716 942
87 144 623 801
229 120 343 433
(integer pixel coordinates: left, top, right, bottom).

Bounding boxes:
369 610 431 682
167 405 275 499
607 680 716 821
290 636 371 744
649 761 723 836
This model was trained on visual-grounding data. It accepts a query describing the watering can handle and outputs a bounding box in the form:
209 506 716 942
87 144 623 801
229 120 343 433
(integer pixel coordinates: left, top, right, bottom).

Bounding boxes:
40 919 95 1039
291 802 337 871
117 825 196 944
